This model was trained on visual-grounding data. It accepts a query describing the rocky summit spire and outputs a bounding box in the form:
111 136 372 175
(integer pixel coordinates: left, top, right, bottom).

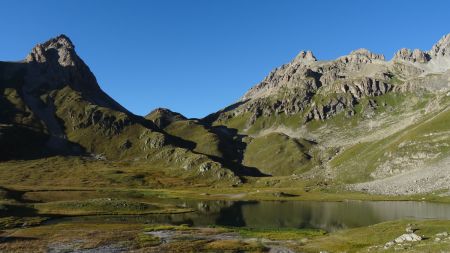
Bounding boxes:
21 34 130 114
25 34 78 67
294 50 317 63
339 48 385 64
393 48 430 63
429 33 450 57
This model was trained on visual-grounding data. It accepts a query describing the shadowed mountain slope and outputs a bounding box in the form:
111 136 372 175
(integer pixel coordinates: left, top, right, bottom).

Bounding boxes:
0 35 240 186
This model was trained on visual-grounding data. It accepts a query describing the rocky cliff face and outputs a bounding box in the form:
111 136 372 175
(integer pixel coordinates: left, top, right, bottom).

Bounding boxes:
24 35 128 112
393 48 430 63
6 35 134 153
430 34 450 57
209 34 450 130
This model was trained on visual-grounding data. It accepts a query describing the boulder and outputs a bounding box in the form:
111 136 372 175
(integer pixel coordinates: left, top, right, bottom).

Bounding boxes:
393 233 422 243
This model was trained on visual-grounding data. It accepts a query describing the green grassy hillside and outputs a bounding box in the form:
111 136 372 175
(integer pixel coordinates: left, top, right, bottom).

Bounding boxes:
243 133 315 176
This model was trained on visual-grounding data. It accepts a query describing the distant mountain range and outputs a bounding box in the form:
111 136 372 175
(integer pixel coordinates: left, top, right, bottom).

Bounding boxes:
1 34 450 194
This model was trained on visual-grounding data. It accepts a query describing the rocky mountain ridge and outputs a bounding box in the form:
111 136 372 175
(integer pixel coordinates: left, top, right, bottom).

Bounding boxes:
201 34 450 194
1 34 450 194
209 34 450 128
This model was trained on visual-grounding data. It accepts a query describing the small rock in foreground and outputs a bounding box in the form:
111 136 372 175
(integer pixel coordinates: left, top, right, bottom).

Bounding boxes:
394 233 422 243
385 232 422 248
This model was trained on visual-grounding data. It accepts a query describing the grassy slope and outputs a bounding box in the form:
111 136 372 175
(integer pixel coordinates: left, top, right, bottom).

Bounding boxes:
158 114 319 176
330 95 450 183
298 219 450 253
1 61 240 184
243 132 315 176
163 120 224 159
142 89 450 185
0 156 243 190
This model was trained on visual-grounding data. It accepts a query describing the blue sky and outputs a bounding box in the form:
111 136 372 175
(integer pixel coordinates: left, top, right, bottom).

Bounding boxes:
1 0 450 118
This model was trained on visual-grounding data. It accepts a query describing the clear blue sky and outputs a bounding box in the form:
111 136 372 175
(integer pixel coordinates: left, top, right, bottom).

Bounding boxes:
1 0 449 118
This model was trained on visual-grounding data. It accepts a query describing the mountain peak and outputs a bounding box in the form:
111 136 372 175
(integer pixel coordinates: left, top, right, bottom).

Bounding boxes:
351 48 385 60
393 48 430 63
43 34 75 49
146 108 187 128
430 33 450 57
338 48 385 64
293 50 317 63
25 34 77 66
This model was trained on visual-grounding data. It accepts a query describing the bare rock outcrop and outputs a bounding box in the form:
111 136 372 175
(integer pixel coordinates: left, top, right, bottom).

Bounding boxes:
339 48 385 64
293 50 317 63
212 33 450 130
25 34 77 66
394 48 430 63
429 33 450 57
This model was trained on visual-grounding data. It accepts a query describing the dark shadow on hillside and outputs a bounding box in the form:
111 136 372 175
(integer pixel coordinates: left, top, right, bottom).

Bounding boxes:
186 121 269 178
0 186 29 203
147 122 198 151
0 59 91 161
202 100 249 125
0 236 38 243
159 125 266 178
204 153 268 179
195 100 269 177
0 204 39 218
208 125 268 178
0 124 87 161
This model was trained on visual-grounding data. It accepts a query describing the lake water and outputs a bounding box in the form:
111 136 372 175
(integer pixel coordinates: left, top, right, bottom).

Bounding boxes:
56 200 450 232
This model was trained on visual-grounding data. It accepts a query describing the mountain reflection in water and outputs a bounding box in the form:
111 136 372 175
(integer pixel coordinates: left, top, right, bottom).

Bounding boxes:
54 200 450 232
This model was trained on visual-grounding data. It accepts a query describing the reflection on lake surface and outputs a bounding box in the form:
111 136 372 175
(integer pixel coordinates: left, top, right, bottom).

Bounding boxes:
57 200 450 232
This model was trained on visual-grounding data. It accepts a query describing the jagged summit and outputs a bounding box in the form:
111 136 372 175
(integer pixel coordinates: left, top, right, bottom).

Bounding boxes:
25 34 77 67
241 34 450 101
42 34 75 49
21 35 129 114
389 33 450 76
1 34 131 153
339 48 385 63
430 33 450 57
393 48 430 63
216 32 450 132
392 33 450 63
294 50 317 63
